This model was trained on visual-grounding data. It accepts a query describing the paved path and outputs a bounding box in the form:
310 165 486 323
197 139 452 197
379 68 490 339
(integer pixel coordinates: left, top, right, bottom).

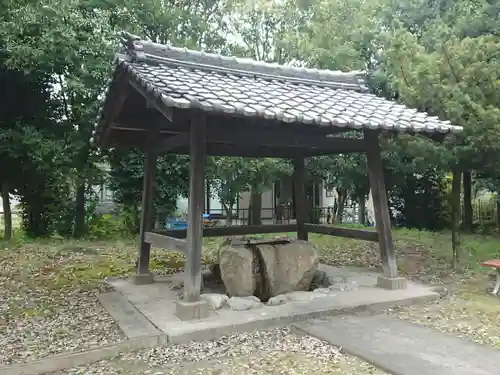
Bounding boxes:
293 314 500 375
98 292 160 338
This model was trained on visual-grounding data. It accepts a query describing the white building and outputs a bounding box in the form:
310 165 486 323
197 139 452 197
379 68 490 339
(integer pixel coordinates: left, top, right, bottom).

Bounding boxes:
176 176 343 225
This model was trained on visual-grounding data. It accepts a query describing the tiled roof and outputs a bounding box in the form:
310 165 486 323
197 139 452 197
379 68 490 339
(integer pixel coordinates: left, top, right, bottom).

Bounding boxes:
92 33 463 143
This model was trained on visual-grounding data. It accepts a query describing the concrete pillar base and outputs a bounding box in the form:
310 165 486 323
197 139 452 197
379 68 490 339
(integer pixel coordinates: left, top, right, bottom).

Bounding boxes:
175 300 210 321
132 273 154 285
377 276 407 290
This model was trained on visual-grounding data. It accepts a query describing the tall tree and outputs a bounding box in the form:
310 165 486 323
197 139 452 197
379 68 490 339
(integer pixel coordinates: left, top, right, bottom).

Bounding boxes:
2 0 119 237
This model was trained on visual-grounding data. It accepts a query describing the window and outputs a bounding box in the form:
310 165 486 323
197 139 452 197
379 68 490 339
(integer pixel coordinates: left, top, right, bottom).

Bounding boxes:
326 189 334 197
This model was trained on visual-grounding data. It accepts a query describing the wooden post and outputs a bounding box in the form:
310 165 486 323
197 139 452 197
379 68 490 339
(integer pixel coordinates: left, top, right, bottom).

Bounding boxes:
133 149 157 285
292 157 308 241
364 130 406 289
183 113 207 303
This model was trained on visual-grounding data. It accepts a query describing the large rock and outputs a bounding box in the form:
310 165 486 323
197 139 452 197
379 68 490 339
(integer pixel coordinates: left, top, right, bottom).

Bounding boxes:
258 240 320 297
219 243 256 297
219 238 320 300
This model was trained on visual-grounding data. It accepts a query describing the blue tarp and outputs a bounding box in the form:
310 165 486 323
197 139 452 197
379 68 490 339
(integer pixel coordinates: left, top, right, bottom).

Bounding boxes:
166 213 211 229
165 217 187 229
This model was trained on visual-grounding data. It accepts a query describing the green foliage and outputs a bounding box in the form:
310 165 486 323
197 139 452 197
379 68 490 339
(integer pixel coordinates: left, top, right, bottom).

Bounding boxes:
87 213 123 239
0 0 119 237
1 0 499 240
108 149 189 226
207 157 292 217
390 167 451 230
208 157 252 217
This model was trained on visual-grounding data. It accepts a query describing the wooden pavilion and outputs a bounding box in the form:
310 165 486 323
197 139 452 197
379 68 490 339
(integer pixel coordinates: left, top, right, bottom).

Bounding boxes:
91 33 462 320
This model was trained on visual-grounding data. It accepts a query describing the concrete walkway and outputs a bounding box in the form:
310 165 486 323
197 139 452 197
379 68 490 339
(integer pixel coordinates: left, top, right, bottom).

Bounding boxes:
293 314 500 375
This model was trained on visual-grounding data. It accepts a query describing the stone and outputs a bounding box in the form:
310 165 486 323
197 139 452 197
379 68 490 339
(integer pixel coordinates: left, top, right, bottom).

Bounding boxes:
219 244 256 297
202 264 223 285
175 300 210 320
132 273 154 285
267 294 287 306
285 291 328 302
201 269 213 280
227 296 263 311
169 278 184 290
200 293 229 310
311 270 329 289
246 295 261 303
377 276 408 290
258 240 320 298
209 263 222 282
313 288 331 294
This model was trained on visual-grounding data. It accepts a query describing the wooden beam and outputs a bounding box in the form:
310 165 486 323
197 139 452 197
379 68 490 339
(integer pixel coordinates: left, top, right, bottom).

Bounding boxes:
154 133 189 153
205 128 365 152
136 145 157 277
106 132 352 157
292 157 308 241
184 111 207 302
364 129 398 278
109 124 364 153
305 224 378 242
201 145 329 158
145 232 187 253
154 223 298 239
129 79 173 122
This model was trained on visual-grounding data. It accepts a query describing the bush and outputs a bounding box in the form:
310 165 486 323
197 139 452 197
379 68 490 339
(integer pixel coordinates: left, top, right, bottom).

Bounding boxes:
390 169 450 230
87 213 124 239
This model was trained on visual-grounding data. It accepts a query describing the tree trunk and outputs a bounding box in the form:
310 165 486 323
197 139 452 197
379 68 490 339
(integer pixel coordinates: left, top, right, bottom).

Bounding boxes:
1 182 12 240
451 169 462 270
154 213 161 230
335 187 347 223
222 202 234 226
73 183 86 238
463 171 473 231
358 194 366 225
248 189 262 226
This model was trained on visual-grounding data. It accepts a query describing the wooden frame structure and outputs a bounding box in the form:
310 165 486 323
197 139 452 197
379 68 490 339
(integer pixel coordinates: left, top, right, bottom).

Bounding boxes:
91 33 462 319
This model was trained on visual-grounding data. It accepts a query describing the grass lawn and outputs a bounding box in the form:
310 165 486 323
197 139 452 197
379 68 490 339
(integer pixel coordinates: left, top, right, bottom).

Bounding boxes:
1 227 500 366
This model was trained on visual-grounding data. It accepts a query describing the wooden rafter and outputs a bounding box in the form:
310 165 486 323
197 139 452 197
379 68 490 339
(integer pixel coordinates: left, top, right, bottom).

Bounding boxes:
128 79 173 122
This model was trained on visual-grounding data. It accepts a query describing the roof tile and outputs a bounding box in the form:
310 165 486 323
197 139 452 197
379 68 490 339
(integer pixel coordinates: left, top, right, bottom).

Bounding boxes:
91 35 464 143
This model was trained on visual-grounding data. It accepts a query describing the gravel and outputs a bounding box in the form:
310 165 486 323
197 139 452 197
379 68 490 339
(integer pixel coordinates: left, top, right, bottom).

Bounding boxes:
0 285 125 365
48 327 387 375
0 241 132 365
389 288 500 347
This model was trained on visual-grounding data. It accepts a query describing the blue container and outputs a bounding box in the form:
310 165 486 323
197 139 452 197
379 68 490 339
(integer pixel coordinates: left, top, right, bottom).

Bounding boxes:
166 217 188 230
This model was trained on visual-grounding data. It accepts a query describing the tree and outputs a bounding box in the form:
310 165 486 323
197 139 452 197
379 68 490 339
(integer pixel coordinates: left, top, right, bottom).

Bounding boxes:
208 157 251 226
0 2 72 238
108 150 189 232
2 0 119 237
101 0 230 228
245 159 292 225
381 0 500 265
